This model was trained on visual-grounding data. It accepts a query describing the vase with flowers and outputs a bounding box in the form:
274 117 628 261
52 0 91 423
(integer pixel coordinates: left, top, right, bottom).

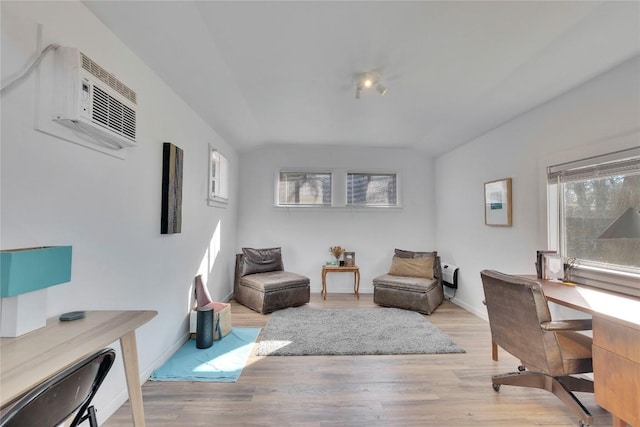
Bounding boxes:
330 246 345 265
562 257 578 283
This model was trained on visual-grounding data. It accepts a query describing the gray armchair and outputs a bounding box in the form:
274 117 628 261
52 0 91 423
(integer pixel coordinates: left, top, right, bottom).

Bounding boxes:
480 270 594 427
234 247 310 314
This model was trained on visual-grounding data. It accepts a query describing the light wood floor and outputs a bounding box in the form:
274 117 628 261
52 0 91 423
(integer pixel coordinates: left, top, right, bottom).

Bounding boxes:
105 294 611 426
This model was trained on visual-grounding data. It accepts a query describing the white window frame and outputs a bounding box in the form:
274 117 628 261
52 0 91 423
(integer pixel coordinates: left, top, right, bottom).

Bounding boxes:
346 171 401 208
208 145 229 206
546 146 640 297
276 170 332 207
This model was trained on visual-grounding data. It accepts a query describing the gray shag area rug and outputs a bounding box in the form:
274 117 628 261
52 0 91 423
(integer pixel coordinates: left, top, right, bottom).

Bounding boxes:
255 306 465 356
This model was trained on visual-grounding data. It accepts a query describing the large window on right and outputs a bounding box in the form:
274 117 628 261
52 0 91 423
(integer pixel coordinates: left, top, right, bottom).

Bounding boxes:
547 146 639 297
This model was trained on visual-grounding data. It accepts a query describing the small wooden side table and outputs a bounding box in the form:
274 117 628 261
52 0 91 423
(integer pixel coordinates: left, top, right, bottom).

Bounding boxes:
321 265 360 300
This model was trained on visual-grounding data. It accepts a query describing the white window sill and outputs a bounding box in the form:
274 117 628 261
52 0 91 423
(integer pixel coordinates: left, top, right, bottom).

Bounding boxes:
274 205 402 212
570 265 640 298
207 197 229 208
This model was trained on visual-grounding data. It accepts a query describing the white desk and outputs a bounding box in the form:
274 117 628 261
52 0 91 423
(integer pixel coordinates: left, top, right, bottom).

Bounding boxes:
0 310 157 426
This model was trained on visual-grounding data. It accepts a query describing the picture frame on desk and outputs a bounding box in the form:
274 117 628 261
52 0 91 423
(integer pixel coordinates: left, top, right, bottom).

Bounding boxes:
484 178 512 226
536 250 557 279
543 253 563 281
344 252 355 267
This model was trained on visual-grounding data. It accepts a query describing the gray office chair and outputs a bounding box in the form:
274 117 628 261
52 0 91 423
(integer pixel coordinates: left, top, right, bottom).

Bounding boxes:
0 348 116 427
480 270 594 427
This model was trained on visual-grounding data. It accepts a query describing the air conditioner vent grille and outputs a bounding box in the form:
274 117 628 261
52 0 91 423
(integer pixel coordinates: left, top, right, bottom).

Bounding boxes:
81 52 137 104
92 86 136 141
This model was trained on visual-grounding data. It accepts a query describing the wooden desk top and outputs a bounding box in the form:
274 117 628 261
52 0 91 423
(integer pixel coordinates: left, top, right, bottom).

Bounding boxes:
0 310 157 406
536 278 640 331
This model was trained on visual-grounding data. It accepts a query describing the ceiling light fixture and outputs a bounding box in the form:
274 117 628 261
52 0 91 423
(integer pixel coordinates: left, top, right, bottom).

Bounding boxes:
354 71 386 99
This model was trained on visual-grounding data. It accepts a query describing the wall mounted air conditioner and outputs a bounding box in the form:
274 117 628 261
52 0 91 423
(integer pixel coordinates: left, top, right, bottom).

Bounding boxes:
52 47 137 150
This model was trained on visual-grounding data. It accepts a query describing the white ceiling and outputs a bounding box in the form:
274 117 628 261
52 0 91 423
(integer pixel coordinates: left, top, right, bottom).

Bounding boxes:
83 1 640 156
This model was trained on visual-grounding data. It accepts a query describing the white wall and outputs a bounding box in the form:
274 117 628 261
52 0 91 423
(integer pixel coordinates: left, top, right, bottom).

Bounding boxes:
435 56 640 319
1 1 238 423
237 145 435 294
2 1 638 423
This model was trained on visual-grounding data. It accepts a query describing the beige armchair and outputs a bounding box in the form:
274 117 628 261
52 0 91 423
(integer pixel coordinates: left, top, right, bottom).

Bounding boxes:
480 270 594 427
373 249 444 315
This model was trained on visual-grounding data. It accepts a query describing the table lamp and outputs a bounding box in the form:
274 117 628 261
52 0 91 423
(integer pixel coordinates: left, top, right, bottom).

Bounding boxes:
1 246 72 337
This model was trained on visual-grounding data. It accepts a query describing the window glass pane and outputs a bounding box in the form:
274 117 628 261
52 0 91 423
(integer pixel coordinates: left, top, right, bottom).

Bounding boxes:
347 173 397 206
278 172 331 206
563 172 639 270
209 148 229 203
218 154 228 198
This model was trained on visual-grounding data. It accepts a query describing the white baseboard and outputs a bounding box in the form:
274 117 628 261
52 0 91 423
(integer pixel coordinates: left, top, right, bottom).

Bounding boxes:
100 388 128 425
98 333 190 425
142 333 190 379
449 297 488 321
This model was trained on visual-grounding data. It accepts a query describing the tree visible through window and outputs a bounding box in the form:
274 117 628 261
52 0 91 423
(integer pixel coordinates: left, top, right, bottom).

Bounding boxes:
548 147 640 275
347 173 398 207
563 174 639 269
278 172 331 206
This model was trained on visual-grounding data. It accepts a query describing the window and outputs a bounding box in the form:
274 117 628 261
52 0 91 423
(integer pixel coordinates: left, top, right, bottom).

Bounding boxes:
209 146 229 204
547 147 639 296
347 173 398 207
278 171 331 206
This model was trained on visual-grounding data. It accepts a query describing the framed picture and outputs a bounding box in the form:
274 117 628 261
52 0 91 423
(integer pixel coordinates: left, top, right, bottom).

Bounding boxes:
484 178 512 227
543 253 563 281
344 252 355 267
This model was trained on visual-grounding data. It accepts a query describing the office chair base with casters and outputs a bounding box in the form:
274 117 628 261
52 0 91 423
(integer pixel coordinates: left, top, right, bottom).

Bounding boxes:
491 369 594 426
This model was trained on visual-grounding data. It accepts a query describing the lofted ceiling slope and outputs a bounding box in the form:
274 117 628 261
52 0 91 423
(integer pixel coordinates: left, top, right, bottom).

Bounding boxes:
83 1 640 156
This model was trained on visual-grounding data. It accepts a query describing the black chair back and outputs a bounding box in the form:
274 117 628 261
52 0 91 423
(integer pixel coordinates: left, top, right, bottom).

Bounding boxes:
0 348 116 427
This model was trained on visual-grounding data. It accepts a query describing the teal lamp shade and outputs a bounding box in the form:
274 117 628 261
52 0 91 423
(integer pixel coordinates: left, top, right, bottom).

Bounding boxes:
598 208 640 239
0 246 72 297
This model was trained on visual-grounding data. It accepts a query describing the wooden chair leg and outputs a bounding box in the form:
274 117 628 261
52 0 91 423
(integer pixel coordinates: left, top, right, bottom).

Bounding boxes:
492 341 498 361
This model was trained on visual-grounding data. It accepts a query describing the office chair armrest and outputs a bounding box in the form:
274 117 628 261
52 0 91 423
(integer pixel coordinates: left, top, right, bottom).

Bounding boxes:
540 319 592 331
